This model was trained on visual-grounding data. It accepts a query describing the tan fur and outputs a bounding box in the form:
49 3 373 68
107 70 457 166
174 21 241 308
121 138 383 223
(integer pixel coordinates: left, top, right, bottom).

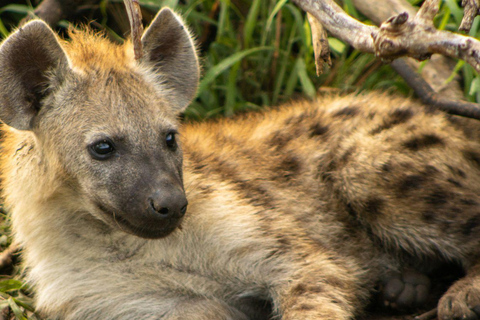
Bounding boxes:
1 8 480 320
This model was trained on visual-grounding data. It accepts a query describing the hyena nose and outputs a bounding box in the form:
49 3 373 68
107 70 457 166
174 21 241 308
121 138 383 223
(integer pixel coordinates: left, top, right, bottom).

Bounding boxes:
148 190 188 219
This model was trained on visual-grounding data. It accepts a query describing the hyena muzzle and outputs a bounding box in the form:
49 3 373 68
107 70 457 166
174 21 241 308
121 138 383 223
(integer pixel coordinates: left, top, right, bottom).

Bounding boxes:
1 6 480 320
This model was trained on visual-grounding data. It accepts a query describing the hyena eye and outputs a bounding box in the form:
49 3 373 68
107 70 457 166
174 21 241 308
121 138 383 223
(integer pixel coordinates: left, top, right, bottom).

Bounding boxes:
88 139 116 160
166 132 177 150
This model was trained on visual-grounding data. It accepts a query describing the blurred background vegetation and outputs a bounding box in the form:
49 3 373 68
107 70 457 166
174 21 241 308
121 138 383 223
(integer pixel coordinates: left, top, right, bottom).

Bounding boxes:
0 0 478 318
0 0 478 121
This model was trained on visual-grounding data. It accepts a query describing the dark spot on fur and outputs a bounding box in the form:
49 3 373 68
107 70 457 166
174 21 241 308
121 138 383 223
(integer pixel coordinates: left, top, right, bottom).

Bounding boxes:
284 114 306 126
346 203 358 218
339 146 355 164
297 304 315 310
370 108 414 135
279 156 301 179
291 284 307 295
447 165 466 179
277 236 291 250
421 211 436 222
310 123 329 136
397 174 426 196
462 216 480 236
424 165 440 176
285 110 319 126
310 286 324 293
391 108 414 121
447 178 462 188
202 155 277 209
463 150 480 169
332 106 359 118
381 162 391 172
320 158 337 183
239 182 275 208
403 134 444 151
193 163 207 171
269 131 292 150
424 189 449 206
364 197 384 215
460 199 478 206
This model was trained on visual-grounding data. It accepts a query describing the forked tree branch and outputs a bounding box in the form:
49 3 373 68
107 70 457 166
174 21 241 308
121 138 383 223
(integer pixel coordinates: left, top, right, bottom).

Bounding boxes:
352 0 464 100
293 0 480 120
123 0 143 60
292 0 480 73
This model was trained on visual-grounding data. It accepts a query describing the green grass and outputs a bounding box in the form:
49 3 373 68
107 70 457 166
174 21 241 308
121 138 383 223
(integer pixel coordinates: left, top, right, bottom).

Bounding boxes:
0 0 479 318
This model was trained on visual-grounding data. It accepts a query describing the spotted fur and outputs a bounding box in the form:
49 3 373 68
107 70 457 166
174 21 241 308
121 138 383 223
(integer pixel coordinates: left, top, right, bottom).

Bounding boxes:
1 8 480 320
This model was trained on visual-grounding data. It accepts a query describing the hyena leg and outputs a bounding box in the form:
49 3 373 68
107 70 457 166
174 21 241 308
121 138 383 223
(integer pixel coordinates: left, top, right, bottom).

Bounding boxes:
270 252 370 320
438 261 480 320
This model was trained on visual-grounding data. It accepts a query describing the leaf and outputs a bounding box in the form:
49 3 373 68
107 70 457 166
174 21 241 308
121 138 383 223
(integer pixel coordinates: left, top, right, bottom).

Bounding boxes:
265 0 288 33
0 279 24 293
469 76 480 96
328 38 346 54
243 0 262 48
0 4 32 15
296 58 316 99
8 297 26 320
443 0 463 24
0 18 8 38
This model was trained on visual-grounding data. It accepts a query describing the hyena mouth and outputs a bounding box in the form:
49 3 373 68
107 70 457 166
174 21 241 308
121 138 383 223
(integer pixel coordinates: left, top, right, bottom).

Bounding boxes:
94 202 181 239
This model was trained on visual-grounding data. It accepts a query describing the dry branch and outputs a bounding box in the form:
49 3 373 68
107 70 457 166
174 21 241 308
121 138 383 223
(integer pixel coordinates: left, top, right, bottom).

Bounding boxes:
292 0 480 73
460 0 480 32
307 13 331 75
123 0 144 60
391 59 480 120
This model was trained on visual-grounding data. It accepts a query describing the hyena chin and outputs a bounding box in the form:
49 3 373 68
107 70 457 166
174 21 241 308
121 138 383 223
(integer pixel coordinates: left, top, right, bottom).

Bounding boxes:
1 6 480 320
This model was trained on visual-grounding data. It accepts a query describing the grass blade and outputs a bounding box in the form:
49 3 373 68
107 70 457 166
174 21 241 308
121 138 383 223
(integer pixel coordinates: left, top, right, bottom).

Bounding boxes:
198 46 273 94
243 0 261 48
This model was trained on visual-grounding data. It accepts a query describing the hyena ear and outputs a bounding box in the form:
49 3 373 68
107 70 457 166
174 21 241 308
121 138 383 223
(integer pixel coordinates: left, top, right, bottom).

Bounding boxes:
0 20 69 130
141 8 199 112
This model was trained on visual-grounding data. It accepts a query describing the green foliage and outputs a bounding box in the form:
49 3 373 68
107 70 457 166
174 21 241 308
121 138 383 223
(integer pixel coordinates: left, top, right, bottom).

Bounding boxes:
1 0 477 117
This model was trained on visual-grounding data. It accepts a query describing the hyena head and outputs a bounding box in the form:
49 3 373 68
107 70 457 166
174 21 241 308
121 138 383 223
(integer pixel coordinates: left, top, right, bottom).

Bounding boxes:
0 8 199 239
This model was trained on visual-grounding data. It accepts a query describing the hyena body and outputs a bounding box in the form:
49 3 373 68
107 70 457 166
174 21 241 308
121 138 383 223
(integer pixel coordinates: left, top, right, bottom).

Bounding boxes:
1 7 480 320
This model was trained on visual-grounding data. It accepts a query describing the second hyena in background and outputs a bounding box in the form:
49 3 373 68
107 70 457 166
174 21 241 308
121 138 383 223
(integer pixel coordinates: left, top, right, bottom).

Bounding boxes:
0 6 480 320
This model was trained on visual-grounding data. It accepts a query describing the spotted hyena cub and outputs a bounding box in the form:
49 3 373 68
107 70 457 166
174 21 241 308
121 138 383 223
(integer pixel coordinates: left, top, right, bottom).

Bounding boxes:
0 7 479 320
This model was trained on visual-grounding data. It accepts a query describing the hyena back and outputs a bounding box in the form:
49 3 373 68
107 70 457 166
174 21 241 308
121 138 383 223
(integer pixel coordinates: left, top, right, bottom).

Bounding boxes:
1 7 480 320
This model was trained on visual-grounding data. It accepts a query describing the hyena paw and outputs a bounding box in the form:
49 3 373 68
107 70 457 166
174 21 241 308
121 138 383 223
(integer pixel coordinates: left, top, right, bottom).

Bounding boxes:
438 280 480 320
381 269 431 310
